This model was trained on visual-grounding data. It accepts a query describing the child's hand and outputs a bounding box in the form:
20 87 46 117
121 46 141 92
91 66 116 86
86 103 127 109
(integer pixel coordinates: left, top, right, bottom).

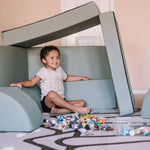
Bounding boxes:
10 83 22 90
65 75 93 82
81 77 93 81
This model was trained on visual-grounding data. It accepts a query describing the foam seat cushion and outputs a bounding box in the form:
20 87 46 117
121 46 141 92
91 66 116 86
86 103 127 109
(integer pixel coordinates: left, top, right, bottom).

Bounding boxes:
0 87 43 132
65 79 116 108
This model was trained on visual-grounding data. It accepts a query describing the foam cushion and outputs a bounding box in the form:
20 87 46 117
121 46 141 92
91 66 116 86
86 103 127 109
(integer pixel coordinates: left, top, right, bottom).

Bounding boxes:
0 46 28 86
21 85 42 111
27 46 111 80
141 89 150 118
1 3 134 116
64 79 116 108
60 46 111 79
0 87 43 132
100 12 134 116
27 46 116 109
2 2 100 47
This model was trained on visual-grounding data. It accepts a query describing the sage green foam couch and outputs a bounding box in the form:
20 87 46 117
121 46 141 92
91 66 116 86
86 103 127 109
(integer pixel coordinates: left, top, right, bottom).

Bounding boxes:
0 1 135 132
0 46 116 132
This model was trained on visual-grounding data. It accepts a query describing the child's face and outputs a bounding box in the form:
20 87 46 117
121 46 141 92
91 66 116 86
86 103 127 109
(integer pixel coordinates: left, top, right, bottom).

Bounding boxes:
42 50 60 71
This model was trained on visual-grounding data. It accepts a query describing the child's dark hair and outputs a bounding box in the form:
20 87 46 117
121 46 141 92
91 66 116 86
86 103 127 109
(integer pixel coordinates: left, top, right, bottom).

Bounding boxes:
40 46 60 62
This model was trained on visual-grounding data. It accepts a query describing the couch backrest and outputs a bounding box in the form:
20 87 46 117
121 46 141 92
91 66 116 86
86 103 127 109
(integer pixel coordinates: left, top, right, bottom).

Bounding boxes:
27 46 116 109
0 46 116 109
0 46 28 86
27 46 111 80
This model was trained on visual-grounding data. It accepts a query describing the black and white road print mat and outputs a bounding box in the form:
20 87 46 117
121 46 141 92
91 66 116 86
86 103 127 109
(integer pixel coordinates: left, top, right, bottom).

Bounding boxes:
1 109 150 150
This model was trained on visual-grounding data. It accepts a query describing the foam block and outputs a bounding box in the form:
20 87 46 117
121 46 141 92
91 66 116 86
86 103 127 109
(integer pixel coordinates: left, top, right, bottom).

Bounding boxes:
0 46 28 86
21 85 42 111
27 46 111 80
100 12 134 116
1 2 134 116
27 46 116 109
64 79 116 108
2 2 100 47
141 89 150 118
59 46 111 79
0 87 43 132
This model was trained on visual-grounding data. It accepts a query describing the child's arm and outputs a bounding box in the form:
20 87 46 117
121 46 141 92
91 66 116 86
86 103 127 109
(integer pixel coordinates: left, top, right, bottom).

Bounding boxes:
65 75 92 82
10 75 41 90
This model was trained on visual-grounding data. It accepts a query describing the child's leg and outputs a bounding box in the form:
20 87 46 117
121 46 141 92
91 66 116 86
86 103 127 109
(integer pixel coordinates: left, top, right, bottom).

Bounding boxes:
44 91 90 114
52 100 86 114
68 99 86 107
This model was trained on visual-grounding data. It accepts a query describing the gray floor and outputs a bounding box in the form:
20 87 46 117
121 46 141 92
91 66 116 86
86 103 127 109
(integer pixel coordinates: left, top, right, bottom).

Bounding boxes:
1 108 150 150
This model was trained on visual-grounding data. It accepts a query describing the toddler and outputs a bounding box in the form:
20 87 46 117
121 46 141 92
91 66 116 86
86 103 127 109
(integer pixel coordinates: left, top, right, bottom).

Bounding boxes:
10 46 92 114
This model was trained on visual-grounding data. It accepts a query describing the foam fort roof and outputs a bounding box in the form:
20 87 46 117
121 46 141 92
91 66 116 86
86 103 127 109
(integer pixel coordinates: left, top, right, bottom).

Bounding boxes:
2 2 100 47
1 1 135 116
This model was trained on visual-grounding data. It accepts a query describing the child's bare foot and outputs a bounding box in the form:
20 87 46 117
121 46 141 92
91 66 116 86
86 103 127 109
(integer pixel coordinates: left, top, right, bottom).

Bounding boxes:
75 107 91 114
53 108 72 114
50 107 55 114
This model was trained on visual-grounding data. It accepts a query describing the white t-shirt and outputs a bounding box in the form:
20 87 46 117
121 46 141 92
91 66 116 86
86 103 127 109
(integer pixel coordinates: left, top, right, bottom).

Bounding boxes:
36 66 67 100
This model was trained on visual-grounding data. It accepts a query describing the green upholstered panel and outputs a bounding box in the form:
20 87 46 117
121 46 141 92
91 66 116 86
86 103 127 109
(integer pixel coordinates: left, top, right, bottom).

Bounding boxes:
2 2 100 47
21 85 42 111
60 46 111 79
27 46 111 80
141 89 150 118
64 79 116 109
27 46 116 108
100 12 134 116
27 47 43 80
0 87 43 132
0 46 28 87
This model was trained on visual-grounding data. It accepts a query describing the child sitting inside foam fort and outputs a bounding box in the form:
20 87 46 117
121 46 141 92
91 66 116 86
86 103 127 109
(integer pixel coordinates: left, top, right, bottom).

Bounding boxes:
10 46 92 114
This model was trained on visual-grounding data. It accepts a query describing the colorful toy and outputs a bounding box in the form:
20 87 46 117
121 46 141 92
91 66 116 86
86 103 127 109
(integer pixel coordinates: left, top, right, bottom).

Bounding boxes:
43 113 150 136
129 129 135 136
44 121 54 128
44 113 114 134
101 125 113 131
119 122 150 136
142 127 150 136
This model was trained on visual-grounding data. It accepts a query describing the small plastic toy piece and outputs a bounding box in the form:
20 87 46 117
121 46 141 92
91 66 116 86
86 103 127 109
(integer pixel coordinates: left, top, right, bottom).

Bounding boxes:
142 127 150 136
97 122 101 126
97 117 106 124
135 129 142 135
85 124 90 130
44 121 54 128
122 128 129 136
51 119 58 126
43 119 49 123
129 130 135 136
72 124 78 129
82 123 87 128
58 125 66 130
101 125 113 131
78 124 83 129
57 116 64 121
